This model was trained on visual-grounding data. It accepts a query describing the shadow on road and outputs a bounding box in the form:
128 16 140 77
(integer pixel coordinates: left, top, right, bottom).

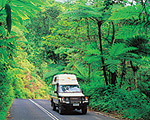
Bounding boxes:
55 109 88 115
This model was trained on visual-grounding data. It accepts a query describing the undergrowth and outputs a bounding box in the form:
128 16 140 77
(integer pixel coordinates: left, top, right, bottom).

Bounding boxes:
81 79 150 120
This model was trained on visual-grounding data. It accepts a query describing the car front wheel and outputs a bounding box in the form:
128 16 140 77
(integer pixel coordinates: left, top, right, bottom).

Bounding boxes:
52 102 56 111
81 106 87 114
59 106 64 114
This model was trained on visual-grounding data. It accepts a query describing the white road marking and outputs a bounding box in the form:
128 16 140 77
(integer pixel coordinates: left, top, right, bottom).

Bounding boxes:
29 99 60 120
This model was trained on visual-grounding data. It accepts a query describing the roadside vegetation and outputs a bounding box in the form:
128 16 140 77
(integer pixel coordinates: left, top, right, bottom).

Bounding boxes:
0 0 150 120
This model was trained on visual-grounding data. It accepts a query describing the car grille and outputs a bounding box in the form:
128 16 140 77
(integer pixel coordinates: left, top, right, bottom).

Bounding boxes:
70 97 81 103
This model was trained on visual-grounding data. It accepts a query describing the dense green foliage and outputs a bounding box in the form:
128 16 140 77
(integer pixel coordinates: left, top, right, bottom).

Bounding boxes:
0 0 49 119
0 0 150 120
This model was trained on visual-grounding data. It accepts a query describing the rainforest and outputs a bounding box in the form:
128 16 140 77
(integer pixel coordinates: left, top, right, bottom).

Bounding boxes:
0 0 150 120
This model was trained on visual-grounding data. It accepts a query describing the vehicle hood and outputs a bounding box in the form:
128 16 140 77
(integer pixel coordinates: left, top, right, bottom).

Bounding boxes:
58 92 85 97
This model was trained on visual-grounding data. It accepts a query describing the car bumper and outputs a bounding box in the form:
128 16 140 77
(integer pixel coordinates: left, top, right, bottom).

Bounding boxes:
59 102 89 110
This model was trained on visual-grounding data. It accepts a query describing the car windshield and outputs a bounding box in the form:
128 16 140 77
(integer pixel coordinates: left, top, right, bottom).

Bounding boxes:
59 85 81 93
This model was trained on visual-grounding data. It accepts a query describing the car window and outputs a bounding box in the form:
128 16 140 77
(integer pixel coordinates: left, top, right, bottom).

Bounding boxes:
59 85 81 93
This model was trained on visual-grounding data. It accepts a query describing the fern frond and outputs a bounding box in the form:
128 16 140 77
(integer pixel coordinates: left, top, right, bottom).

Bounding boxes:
109 43 124 57
54 47 76 54
109 5 142 20
74 62 88 79
109 43 137 57
106 59 121 65
115 25 139 40
83 55 101 63
105 59 121 73
123 53 139 59
85 49 101 55
61 4 104 19
127 57 150 65
43 65 65 79
0 47 8 60
121 47 137 54
107 64 118 73
43 69 59 79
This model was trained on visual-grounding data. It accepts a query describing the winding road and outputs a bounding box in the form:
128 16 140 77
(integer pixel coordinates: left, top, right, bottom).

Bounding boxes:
8 99 117 120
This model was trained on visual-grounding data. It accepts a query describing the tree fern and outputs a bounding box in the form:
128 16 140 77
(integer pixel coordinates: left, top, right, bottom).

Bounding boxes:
115 25 140 40
85 49 101 55
63 54 89 80
9 0 45 32
109 43 137 58
106 59 121 73
74 61 89 80
127 57 150 66
83 55 101 64
126 36 150 55
106 43 137 73
62 4 104 20
109 5 142 20
43 64 65 79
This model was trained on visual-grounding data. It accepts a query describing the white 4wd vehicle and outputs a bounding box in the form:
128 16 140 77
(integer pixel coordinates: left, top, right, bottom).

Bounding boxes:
50 74 89 114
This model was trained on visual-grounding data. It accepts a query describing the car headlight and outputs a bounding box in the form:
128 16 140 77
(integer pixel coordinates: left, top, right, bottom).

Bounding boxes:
82 97 85 101
85 97 88 101
61 97 65 101
65 97 69 101
82 97 88 101
61 97 69 103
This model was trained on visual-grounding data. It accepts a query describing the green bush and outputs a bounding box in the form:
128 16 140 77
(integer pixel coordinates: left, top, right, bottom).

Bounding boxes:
0 83 14 120
81 80 150 120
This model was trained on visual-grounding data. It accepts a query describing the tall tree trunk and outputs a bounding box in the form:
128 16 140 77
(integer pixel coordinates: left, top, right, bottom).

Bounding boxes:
110 72 117 85
109 71 111 84
120 59 126 88
88 63 91 82
111 21 115 44
110 21 117 85
98 21 108 85
130 61 138 88
141 0 144 5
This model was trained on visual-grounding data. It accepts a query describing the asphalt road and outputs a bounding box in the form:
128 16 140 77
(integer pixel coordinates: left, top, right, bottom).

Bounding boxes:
8 99 117 120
